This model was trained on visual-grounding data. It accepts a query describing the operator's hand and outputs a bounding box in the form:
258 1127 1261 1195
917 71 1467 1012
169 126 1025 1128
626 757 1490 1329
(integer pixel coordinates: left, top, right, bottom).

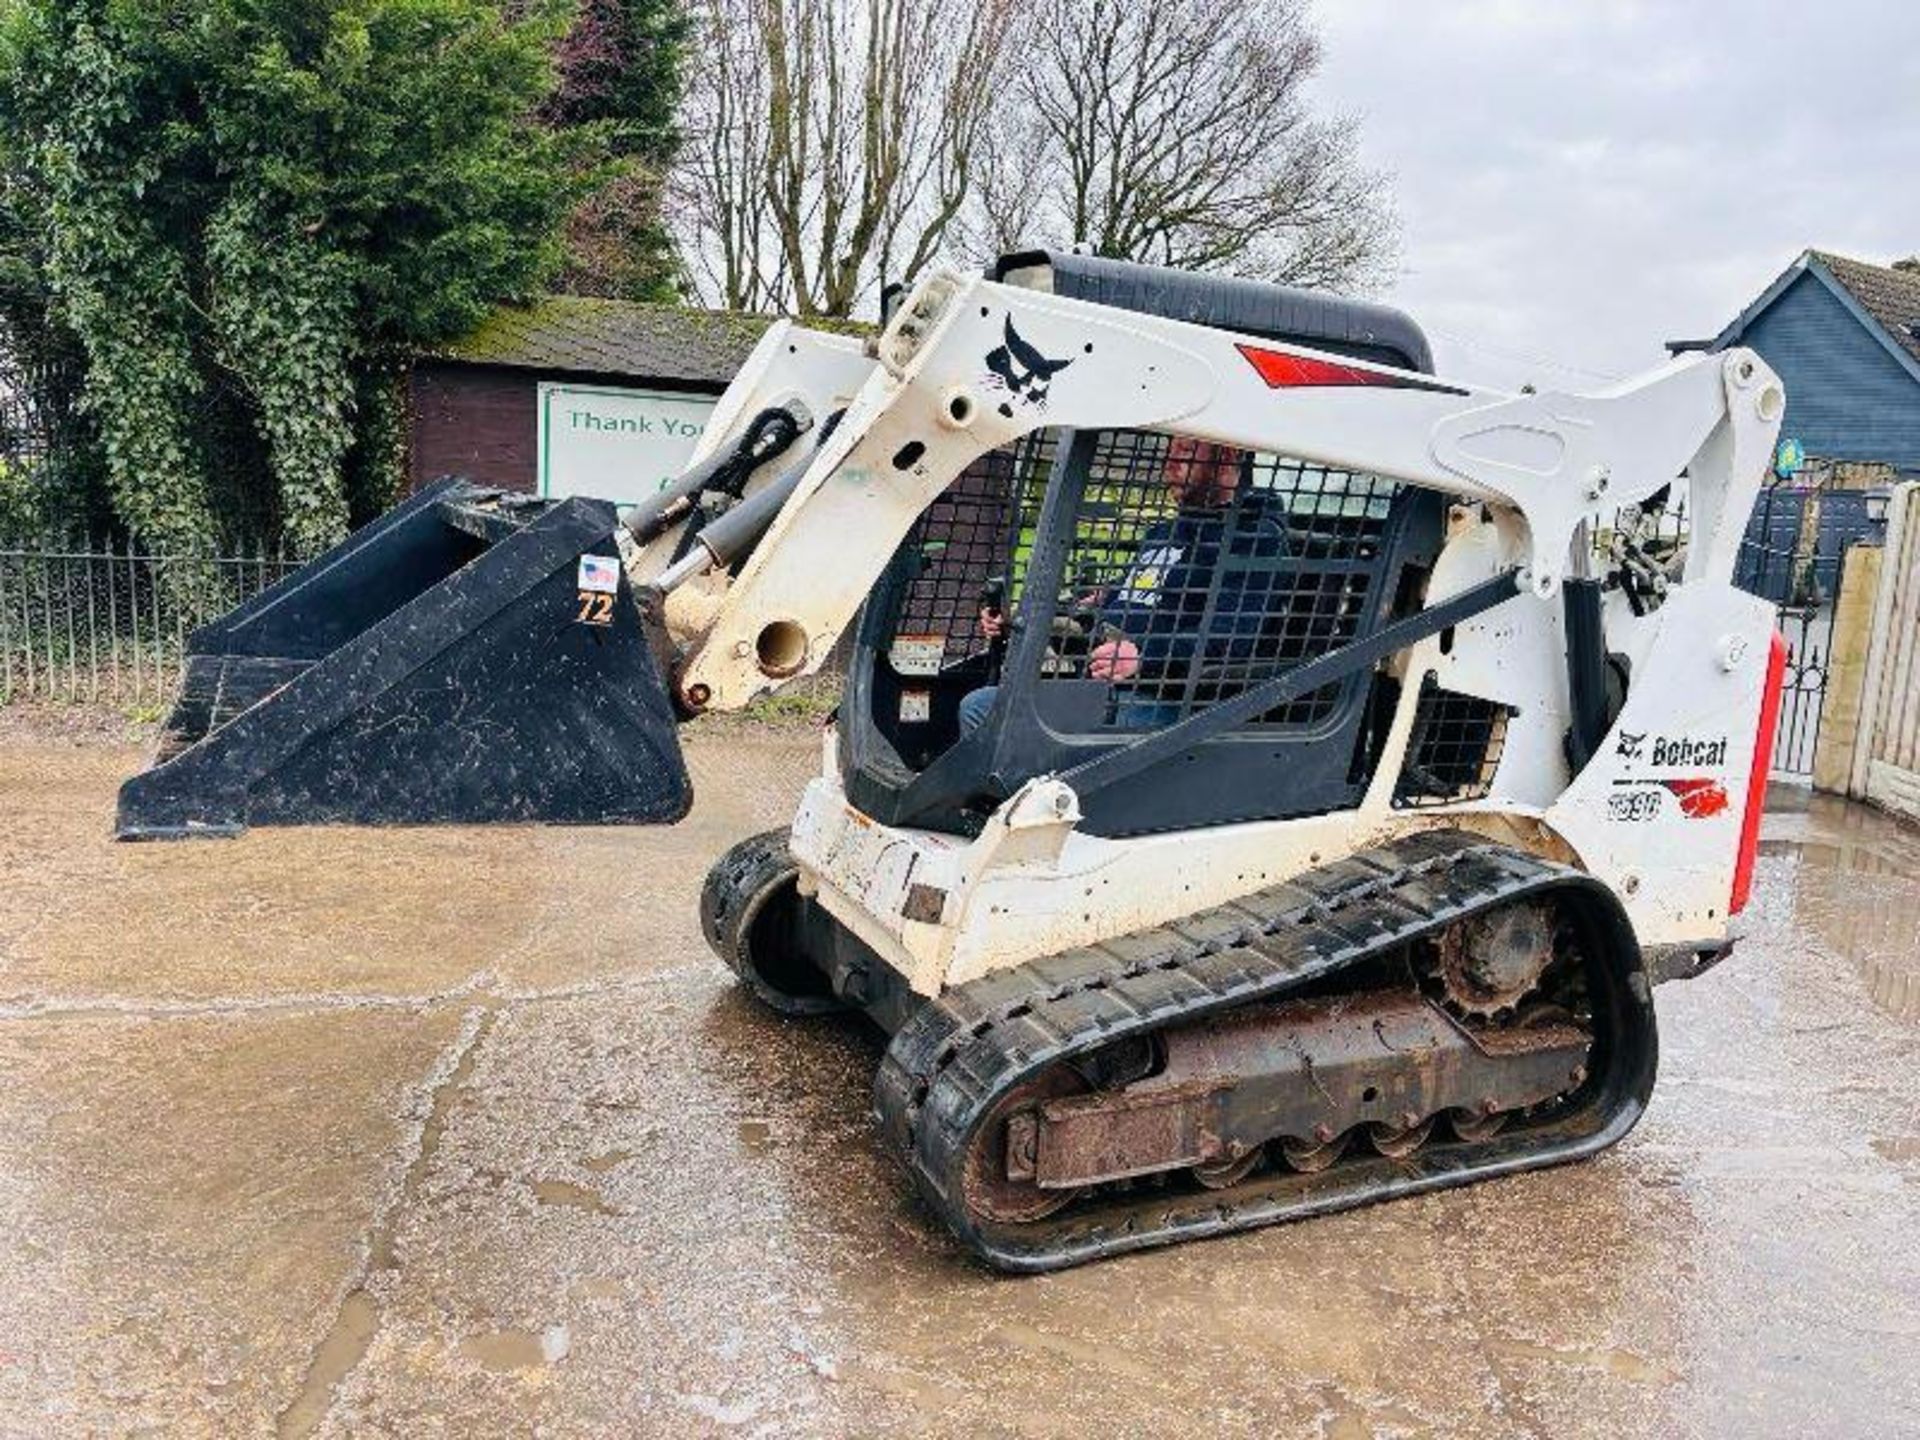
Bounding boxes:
978 606 1006 641
1088 637 1141 680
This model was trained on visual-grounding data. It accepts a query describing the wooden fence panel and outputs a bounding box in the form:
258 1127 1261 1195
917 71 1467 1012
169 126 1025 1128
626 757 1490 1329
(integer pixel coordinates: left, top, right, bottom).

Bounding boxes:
1850 484 1920 819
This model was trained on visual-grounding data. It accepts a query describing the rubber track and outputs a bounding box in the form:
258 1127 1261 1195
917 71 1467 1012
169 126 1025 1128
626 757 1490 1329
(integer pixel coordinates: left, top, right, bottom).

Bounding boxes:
874 828 1656 1272
701 828 847 1016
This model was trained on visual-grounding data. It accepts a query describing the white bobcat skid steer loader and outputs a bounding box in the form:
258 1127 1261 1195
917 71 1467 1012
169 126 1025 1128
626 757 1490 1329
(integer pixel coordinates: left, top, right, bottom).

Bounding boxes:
126 252 1787 1271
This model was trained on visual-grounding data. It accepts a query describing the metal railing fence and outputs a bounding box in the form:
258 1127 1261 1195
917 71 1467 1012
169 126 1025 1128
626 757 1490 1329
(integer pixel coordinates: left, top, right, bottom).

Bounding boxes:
0 541 302 707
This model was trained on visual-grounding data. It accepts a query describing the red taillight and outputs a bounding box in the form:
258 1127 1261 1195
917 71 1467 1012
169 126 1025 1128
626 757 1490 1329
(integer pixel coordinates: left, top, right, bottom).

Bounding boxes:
1730 631 1788 915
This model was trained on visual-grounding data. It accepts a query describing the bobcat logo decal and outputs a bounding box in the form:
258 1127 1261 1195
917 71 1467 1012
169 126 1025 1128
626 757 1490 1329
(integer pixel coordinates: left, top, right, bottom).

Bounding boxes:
1616 731 1646 762
983 317 1074 418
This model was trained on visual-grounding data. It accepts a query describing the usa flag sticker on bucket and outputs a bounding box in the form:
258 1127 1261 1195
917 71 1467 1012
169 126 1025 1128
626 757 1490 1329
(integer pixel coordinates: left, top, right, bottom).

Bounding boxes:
577 555 621 594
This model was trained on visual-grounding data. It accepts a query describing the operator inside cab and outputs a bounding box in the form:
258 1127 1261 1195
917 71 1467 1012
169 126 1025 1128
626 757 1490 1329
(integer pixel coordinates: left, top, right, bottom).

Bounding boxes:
958 434 1286 734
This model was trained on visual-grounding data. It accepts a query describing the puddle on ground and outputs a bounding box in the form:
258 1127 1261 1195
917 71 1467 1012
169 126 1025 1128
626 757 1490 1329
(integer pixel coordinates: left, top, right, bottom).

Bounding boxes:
835 1357 971 1417
1872 1136 1920 1163
532 1178 618 1216
459 1324 571 1372
1774 795 1920 1025
581 1150 632 1174
1855 956 1920 1022
276 1289 379 1438
994 1321 1163 1385
1313 1384 1424 1440
1490 1336 1681 1385
277 1013 497 1438
737 1120 772 1151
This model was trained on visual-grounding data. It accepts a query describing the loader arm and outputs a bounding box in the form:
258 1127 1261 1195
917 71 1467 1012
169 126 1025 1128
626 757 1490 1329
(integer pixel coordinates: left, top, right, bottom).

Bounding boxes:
654 270 1782 716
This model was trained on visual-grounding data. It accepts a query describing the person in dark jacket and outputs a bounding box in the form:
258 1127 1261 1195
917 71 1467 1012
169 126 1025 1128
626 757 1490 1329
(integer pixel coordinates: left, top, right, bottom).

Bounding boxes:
960 437 1285 735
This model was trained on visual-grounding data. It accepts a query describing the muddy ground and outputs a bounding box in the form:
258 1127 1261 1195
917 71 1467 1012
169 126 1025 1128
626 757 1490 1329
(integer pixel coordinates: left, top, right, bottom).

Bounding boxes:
1 729 1916 1437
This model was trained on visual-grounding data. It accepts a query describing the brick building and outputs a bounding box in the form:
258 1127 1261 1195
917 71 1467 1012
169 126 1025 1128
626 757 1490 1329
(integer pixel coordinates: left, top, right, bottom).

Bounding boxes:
409 297 774 498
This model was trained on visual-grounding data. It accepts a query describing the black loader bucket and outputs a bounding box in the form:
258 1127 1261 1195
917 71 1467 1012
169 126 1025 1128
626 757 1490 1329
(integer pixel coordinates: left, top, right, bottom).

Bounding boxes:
115 478 692 839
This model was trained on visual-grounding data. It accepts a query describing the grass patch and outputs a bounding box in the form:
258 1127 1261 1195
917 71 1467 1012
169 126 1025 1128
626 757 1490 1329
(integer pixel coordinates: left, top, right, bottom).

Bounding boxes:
0 697 161 743
691 673 844 738
744 687 839 725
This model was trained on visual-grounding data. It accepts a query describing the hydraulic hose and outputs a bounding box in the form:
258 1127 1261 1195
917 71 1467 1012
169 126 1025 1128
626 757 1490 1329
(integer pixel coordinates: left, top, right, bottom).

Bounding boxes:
620 404 806 546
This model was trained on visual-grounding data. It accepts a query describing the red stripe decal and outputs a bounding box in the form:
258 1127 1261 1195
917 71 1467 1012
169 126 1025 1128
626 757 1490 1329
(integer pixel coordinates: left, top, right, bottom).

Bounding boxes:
1730 631 1788 914
1235 343 1462 394
1660 778 1730 819
1237 344 1392 388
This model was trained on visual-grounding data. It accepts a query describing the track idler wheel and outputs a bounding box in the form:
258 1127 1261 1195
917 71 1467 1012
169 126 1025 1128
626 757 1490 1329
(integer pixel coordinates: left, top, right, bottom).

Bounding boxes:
961 1066 1088 1224
700 830 844 1016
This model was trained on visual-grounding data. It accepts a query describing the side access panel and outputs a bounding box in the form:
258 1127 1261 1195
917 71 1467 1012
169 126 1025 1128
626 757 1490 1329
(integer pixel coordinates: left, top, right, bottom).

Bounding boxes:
116 481 691 838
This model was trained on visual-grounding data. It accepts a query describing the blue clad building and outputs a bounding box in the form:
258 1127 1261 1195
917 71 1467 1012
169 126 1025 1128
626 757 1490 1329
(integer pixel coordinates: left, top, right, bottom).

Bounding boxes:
1673 250 1920 478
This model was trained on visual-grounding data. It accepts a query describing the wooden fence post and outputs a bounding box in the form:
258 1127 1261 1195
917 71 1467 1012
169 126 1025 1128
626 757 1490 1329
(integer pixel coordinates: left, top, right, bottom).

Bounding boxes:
1848 483 1920 814
1812 543 1884 792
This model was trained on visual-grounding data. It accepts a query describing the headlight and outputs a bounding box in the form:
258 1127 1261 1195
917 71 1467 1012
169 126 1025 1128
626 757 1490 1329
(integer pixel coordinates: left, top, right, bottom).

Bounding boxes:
878 271 963 379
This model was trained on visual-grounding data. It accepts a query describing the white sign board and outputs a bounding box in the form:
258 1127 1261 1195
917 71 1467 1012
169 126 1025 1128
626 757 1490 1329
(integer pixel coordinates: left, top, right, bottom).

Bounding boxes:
537 382 719 504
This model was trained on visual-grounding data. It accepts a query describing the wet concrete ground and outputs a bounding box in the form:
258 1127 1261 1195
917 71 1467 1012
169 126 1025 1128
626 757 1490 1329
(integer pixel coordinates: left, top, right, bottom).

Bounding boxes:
1 732 1917 1437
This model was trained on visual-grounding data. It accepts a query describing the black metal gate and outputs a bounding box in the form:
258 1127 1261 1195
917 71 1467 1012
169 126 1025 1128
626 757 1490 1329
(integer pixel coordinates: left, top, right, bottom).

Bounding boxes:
1733 477 1888 778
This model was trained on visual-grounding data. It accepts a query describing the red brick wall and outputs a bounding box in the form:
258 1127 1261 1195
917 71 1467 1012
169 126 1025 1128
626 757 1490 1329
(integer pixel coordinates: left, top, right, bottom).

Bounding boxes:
409 364 537 493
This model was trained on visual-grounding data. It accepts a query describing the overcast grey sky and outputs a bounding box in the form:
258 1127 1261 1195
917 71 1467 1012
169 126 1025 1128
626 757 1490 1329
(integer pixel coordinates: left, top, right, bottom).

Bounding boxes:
1310 2 1920 389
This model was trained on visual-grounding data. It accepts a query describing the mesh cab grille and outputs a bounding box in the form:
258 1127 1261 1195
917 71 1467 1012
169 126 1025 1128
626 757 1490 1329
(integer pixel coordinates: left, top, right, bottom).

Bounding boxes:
1040 433 1396 731
1394 674 1511 807
893 433 1056 666
883 427 1406 739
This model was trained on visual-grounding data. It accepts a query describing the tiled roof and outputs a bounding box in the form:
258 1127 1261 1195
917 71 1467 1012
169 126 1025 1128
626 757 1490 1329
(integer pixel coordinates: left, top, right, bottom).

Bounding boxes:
1815 251 1920 368
433 296 776 384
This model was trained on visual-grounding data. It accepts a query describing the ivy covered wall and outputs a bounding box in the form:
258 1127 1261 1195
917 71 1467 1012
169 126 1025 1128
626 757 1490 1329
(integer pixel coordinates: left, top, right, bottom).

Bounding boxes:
0 0 633 554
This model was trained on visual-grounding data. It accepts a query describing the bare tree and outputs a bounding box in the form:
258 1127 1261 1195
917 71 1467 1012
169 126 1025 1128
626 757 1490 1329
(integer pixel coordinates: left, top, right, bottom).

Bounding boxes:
672 0 785 310
672 0 1027 316
973 0 1396 291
